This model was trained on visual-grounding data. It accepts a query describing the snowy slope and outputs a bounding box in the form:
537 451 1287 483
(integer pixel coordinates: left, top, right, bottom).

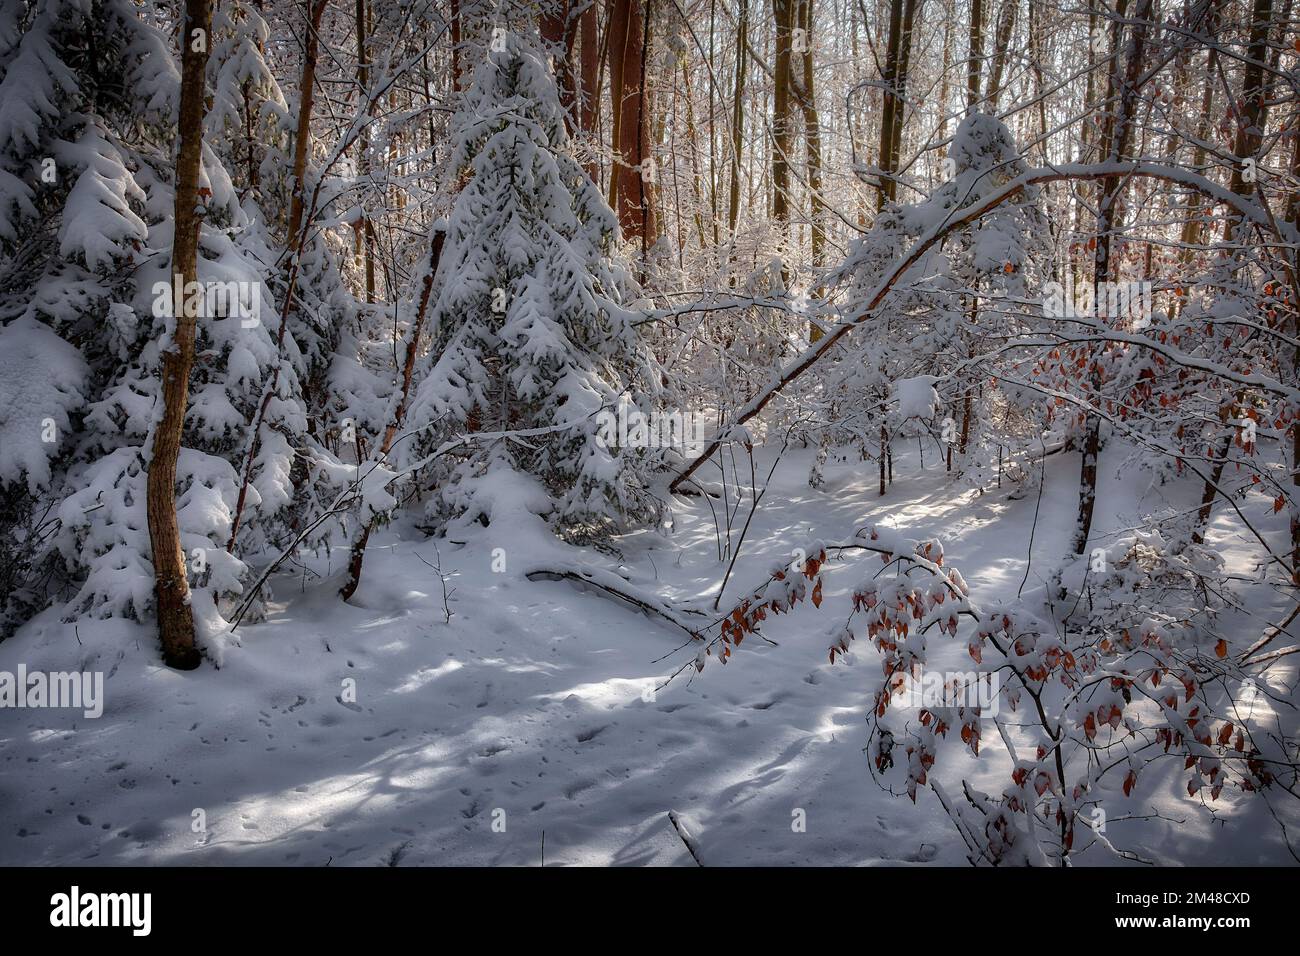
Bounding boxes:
1 442 1296 866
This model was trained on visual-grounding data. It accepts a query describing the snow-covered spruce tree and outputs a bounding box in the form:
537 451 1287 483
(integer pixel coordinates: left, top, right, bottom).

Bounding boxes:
0 0 295 658
403 27 661 536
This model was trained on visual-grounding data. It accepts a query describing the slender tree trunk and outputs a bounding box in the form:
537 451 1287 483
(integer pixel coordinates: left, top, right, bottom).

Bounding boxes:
876 0 904 210
936 14 951 146
680 58 710 249
227 0 327 551
146 0 212 670
340 231 447 601
797 0 826 339
1189 0 1273 540
287 0 328 244
727 0 747 239
880 424 888 496
356 0 375 303
965 0 983 112
579 1 599 180
1175 43 1217 276
1072 0 1151 556
450 0 462 91
607 0 626 211
771 0 795 260
1287 128 1300 584
890 0 917 179
984 0 1016 112
1026 0 1050 163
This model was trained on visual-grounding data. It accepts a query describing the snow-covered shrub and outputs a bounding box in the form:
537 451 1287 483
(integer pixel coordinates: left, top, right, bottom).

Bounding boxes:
697 524 1295 865
805 113 1051 489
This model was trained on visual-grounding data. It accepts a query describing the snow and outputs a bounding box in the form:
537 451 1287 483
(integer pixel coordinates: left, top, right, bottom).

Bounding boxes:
0 318 89 492
2 440 1294 865
893 375 941 423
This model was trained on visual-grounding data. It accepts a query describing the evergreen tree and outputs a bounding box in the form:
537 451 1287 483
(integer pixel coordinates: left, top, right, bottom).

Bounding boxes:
405 26 661 534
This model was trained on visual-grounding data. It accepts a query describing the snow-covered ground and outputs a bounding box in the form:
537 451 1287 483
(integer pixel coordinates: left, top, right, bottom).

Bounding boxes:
2 441 1296 865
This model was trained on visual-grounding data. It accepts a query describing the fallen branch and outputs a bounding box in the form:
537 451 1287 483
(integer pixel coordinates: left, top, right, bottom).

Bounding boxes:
524 565 708 639
667 810 704 866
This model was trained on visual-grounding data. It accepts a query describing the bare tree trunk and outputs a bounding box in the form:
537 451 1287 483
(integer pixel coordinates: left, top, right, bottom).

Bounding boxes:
890 0 917 180
797 0 826 339
876 0 919 209
356 0 375 303
965 0 983 111
1175 42 1217 276
984 0 1017 112
287 0 327 245
771 0 795 261
936 13 951 146
1071 0 1152 556
727 0 747 239
1189 0 1273 541
146 0 212 670
340 231 447 601
1026 0 1050 163
880 424 888 496
227 0 327 552
607 0 626 212
450 0 462 91
579 0 599 180
876 0 904 210
608 0 655 247
1287 128 1300 584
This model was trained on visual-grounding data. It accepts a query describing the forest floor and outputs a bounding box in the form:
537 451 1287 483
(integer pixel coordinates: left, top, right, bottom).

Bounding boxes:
2 440 1297 865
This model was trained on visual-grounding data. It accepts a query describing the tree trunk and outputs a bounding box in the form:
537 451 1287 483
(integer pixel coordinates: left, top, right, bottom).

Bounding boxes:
1175 42 1217 277
227 0 327 552
146 0 212 670
579 1 599 180
340 231 447 601
1288 124 1300 584
727 0 747 240
889 0 917 184
1189 0 1272 539
965 0 983 111
450 0 462 91
880 424 888 496
355 0 375 303
608 0 655 248
771 0 795 260
287 0 328 244
1071 0 1151 556
984 0 1017 112
876 0 904 210
797 0 826 339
